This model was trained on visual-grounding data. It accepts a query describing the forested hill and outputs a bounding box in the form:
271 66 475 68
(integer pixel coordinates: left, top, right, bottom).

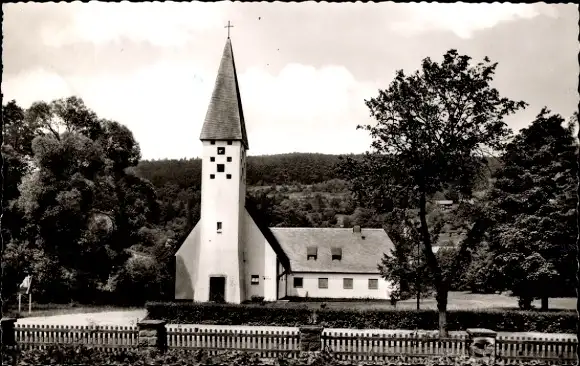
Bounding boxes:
135 153 363 188
135 153 500 190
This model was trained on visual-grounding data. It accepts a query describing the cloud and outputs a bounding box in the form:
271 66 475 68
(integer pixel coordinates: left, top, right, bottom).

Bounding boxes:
391 3 558 39
40 2 226 48
239 64 376 155
3 61 376 159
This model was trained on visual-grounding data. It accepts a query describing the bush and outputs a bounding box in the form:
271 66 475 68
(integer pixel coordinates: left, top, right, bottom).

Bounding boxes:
146 301 576 333
1 345 514 366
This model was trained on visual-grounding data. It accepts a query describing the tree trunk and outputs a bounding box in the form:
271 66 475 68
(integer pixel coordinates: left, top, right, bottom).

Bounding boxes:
418 189 447 336
541 297 549 311
436 289 449 337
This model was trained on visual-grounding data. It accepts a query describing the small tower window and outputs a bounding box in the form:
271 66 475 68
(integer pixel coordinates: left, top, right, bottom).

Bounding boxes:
217 222 222 232
226 174 232 179
251 275 259 285
210 157 215 162
210 174 215 179
227 140 233 145
227 157 232 162
217 164 225 172
211 140 216 145
217 147 225 155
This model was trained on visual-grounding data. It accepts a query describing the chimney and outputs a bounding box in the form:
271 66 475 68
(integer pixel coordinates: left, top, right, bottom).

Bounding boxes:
353 225 361 233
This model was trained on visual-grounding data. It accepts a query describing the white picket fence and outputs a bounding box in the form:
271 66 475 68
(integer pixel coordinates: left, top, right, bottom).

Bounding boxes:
15 324 139 351
13 323 578 364
321 330 468 362
166 326 300 358
496 334 577 364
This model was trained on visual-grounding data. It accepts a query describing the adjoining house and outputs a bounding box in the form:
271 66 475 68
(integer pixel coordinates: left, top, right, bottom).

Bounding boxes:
174 36 395 304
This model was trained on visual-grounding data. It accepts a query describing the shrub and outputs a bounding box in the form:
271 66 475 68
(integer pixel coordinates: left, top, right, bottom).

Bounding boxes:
1 345 513 366
146 301 576 333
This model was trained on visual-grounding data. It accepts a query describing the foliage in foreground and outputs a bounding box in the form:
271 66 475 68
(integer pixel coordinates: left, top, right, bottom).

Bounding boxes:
146 301 576 333
1 345 546 366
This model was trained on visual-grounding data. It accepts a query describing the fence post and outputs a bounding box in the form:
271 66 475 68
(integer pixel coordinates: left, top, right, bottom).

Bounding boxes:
137 320 167 353
1 318 17 347
298 325 324 353
466 328 497 362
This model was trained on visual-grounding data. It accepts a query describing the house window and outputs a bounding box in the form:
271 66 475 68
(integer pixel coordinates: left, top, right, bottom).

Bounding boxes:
318 278 328 289
331 247 342 261
227 157 232 162
210 157 215 162
227 140 233 145
226 174 232 179
217 147 225 155
217 222 222 232
210 174 215 179
343 278 353 289
217 164 225 172
251 275 259 285
307 247 318 261
211 140 216 145
293 277 303 288
368 279 379 290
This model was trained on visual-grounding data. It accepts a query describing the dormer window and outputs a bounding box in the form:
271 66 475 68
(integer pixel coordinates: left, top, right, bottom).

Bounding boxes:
331 247 342 261
217 147 225 155
307 246 317 260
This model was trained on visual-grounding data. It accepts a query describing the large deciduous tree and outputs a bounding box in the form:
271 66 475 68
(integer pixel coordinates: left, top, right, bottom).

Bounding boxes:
483 109 577 310
13 96 159 302
338 50 526 335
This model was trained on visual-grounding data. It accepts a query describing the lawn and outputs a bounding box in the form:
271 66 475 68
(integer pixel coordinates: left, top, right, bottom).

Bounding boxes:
4 303 142 319
265 291 576 311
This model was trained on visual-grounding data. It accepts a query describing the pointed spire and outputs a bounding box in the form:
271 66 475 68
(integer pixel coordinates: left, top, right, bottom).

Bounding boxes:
199 38 249 150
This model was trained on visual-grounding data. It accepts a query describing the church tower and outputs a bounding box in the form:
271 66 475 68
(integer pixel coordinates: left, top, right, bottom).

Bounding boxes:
195 36 249 303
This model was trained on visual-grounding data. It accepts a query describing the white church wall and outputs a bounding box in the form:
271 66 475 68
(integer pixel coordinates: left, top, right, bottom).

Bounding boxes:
278 273 287 299
263 240 278 301
174 221 201 300
242 209 267 300
286 273 392 300
196 140 244 303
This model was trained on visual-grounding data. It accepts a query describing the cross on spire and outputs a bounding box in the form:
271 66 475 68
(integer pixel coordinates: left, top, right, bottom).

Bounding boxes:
225 21 234 39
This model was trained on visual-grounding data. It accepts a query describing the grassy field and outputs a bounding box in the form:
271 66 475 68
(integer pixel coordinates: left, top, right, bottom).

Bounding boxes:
266 292 576 311
4 303 142 319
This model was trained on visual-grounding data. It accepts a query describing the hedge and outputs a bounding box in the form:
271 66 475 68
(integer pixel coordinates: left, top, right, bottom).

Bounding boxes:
0 345 517 366
146 301 576 333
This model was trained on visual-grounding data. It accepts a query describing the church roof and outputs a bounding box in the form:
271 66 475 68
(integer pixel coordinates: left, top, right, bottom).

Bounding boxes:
269 228 394 274
200 38 249 149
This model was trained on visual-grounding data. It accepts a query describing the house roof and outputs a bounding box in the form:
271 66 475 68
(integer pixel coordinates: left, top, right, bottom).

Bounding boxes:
199 38 249 149
269 228 395 274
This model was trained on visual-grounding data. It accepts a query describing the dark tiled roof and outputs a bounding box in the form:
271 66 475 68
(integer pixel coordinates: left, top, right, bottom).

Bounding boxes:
269 228 394 274
200 39 249 149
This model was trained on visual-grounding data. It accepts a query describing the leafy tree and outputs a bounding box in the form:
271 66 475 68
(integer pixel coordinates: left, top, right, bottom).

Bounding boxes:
483 109 577 309
13 97 159 303
338 50 526 335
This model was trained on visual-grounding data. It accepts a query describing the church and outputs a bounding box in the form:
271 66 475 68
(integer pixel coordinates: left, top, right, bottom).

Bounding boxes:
174 36 395 304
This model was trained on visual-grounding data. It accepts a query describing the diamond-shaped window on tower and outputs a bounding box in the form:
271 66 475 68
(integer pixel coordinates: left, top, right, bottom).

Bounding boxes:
217 164 225 173
217 147 225 155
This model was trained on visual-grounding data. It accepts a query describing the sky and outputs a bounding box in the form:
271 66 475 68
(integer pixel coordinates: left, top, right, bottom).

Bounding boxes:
3 2 578 160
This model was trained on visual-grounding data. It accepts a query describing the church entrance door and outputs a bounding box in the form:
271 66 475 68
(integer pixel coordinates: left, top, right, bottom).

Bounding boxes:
209 276 226 303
